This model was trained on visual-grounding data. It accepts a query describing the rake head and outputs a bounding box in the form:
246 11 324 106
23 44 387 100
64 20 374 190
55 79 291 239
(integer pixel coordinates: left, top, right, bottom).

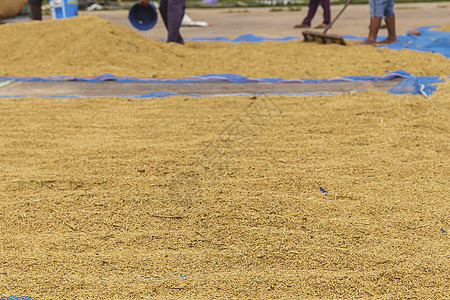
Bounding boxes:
302 30 346 45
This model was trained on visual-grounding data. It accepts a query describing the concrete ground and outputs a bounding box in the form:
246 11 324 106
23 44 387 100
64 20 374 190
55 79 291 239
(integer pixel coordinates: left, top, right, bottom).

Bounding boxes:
79 2 450 40
5 2 449 39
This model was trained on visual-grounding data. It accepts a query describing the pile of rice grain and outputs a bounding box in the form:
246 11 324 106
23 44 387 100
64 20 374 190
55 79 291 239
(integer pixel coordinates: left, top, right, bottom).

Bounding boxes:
0 15 448 78
434 24 450 31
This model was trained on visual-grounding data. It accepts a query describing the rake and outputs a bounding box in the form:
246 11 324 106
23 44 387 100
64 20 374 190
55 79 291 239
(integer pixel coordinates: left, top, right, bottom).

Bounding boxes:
302 0 353 45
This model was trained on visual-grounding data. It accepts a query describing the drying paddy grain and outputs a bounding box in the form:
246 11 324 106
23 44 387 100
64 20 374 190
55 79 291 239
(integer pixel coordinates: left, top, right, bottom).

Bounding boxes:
0 14 449 299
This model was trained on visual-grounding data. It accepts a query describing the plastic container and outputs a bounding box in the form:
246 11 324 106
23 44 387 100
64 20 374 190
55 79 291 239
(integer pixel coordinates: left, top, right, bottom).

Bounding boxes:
49 0 78 19
128 1 158 31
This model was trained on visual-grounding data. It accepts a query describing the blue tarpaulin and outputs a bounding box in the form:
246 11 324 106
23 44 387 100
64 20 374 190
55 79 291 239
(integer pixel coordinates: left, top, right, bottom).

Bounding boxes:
0 26 447 98
188 26 450 58
382 26 450 58
344 26 450 58
0 70 434 84
0 70 444 98
387 73 444 98
189 34 300 42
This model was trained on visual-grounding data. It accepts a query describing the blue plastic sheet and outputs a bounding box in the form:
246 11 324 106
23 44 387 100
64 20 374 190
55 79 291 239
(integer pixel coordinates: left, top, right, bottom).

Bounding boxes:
387 74 443 98
0 70 444 98
189 33 300 42
382 26 450 58
344 26 450 58
0 70 424 83
188 26 450 58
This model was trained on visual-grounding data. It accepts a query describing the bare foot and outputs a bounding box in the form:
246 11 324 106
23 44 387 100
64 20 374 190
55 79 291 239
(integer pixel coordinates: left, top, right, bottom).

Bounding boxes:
359 39 376 45
376 38 398 44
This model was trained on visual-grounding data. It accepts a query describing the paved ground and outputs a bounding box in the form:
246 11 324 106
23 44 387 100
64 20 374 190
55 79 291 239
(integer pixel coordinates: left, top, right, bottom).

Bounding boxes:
0 78 402 97
80 2 450 40
5 2 449 39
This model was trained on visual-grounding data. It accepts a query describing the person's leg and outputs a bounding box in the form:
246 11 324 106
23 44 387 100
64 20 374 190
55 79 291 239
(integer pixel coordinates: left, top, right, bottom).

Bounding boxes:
377 14 397 43
321 0 331 25
158 0 169 29
166 0 185 44
362 0 383 45
302 0 321 26
377 0 397 44
28 0 42 20
362 16 382 44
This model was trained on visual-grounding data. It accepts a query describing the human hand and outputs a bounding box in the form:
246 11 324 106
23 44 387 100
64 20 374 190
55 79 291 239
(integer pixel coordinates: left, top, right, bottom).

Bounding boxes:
139 0 150 6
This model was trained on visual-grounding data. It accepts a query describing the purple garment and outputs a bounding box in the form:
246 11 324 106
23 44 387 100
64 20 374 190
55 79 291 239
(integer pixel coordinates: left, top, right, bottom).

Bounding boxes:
159 0 186 44
201 0 218 4
302 0 331 26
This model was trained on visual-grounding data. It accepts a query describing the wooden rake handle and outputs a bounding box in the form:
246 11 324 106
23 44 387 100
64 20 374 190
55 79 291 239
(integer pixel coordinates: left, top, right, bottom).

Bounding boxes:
324 0 353 34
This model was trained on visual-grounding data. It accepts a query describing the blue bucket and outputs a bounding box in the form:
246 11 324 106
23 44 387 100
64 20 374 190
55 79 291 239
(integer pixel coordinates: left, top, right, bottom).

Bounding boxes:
128 2 158 31
49 0 78 19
